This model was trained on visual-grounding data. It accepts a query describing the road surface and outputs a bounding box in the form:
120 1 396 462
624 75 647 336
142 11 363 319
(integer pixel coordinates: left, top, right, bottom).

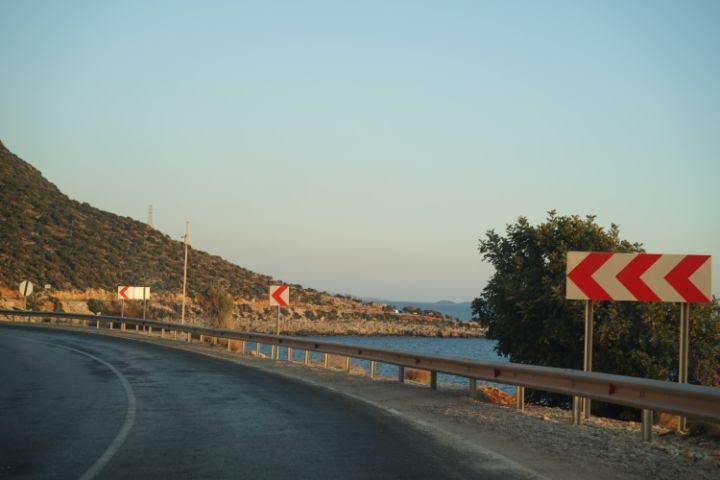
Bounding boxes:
0 324 514 479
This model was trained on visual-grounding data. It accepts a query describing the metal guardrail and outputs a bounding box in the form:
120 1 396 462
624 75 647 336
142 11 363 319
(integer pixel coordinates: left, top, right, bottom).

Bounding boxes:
2 309 719 441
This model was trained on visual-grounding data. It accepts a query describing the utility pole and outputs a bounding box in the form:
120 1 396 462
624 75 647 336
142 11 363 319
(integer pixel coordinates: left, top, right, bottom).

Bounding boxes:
181 221 189 324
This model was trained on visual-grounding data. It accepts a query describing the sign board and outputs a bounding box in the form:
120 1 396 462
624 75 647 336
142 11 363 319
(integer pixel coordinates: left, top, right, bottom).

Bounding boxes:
117 286 151 300
566 252 711 303
269 285 289 307
19 281 33 297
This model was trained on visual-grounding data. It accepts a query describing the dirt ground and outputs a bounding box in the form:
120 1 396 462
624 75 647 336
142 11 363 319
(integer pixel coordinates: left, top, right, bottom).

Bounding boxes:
4 320 719 479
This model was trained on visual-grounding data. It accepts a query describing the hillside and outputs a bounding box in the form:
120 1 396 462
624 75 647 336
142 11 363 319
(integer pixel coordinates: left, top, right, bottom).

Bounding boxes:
0 140 484 337
0 139 287 299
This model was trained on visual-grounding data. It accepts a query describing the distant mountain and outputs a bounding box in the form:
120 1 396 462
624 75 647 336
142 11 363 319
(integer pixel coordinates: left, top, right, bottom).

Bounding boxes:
363 298 473 321
0 140 320 302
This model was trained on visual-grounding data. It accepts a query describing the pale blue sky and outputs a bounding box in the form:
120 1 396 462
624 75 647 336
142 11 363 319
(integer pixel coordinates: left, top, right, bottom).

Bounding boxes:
1 1 718 302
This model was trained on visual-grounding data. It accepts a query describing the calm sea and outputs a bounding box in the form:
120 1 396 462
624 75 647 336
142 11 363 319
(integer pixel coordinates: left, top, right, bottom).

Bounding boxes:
255 335 514 393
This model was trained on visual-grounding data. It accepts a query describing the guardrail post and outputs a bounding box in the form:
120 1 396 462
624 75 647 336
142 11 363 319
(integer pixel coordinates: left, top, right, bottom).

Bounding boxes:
323 353 329 368
187 332 192 343
161 328 164 338
469 378 477 399
572 396 582 425
678 302 690 433
255 342 261 356
241 340 246 354
398 366 405 383
135 324 139 332
304 350 310 365
149 326 152 336
345 357 351 371
271 345 277 360
516 386 525 411
430 371 437 390
173 330 177 340
582 300 595 420
288 347 293 362
370 361 377 379
122 323 126 331
641 409 653 442
110 321 114 330
96 320 100 329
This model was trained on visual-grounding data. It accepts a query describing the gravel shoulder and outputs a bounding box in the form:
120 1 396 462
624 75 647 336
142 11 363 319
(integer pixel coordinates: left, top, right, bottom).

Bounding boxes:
5 321 719 480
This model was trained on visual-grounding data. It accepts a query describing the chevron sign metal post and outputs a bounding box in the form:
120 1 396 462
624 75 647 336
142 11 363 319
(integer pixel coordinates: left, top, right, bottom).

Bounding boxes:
566 252 712 303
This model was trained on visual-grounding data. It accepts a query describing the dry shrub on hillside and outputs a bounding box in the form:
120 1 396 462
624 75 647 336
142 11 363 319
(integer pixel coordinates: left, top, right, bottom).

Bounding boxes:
198 284 234 329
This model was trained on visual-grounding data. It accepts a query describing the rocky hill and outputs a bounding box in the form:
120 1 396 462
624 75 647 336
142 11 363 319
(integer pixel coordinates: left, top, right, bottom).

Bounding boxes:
0 140 484 337
0 139 285 299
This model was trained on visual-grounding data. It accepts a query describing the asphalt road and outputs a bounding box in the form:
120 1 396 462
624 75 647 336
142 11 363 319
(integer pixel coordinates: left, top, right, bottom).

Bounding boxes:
0 325 493 479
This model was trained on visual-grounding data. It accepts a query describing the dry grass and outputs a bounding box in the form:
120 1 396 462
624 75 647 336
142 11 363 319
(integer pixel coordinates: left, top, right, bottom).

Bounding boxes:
476 386 516 406
405 368 432 384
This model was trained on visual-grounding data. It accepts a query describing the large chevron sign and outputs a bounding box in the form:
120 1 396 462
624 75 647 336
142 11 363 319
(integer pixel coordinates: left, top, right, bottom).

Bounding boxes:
566 252 711 303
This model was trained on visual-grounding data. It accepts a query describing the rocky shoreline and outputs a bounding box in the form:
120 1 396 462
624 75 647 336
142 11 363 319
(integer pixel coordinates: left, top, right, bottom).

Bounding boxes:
0 287 486 338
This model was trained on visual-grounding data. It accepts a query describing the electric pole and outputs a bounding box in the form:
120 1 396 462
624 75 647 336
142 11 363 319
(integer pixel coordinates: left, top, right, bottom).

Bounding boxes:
181 221 189 324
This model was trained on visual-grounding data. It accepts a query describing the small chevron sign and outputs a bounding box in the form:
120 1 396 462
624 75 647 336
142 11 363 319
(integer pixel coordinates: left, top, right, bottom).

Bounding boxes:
269 285 290 307
566 252 711 303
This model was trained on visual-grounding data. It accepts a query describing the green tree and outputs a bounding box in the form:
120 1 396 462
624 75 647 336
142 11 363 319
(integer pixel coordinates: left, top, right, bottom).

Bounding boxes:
198 284 235 329
473 212 720 410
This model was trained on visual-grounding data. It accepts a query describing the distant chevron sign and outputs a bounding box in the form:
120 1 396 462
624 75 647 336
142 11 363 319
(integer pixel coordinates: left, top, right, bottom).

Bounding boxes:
566 252 711 303
117 285 151 301
269 285 290 307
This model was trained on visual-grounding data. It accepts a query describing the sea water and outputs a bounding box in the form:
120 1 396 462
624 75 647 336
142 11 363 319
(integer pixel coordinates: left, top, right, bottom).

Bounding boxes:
252 335 514 393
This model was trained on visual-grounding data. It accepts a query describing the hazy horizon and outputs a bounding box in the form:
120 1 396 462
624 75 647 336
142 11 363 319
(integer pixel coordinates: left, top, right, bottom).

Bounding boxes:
2 1 718 302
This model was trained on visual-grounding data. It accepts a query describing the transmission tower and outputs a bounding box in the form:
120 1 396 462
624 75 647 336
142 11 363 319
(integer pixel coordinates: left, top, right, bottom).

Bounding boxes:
147 205 154 228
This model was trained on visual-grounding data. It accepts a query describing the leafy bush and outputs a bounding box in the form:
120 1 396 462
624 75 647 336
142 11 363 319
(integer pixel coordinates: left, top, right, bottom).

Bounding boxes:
87 298 105 314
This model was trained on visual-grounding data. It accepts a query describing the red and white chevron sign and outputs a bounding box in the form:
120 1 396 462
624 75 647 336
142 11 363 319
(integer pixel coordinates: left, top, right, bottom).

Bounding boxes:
117 286 151 300
269 285 290 307
566 252 711 303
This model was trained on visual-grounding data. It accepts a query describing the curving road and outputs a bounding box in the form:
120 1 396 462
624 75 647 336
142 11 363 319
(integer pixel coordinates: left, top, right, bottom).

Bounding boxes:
0 325 491 479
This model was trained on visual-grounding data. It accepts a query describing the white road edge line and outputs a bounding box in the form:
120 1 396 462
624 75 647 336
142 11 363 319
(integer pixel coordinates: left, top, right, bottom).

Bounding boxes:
68 345 137 480
25 338 137 480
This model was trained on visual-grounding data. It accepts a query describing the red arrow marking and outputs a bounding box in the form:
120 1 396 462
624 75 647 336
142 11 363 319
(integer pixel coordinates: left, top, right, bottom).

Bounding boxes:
271 285 289 307
119 285 129 299
616 254 661 302
665 255 711 303
567 252 613 301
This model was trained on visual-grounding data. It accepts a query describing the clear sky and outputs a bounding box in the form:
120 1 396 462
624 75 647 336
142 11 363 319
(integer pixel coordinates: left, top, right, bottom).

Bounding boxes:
1 1 718 302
